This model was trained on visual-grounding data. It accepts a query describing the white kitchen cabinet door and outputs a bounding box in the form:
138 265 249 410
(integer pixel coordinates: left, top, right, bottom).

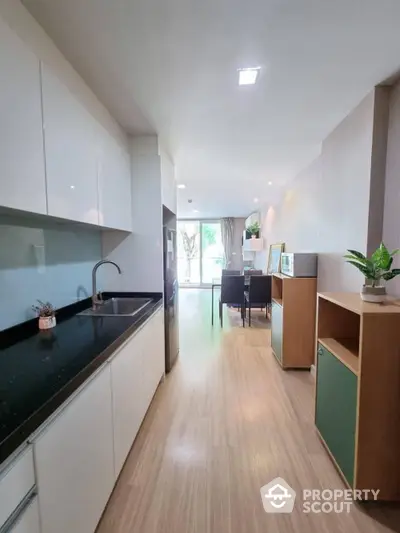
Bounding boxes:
142 309 165 408
98 127 132 231
41 64 99 224
0 18 46 214
111 328 146 476
151 309 166 392
34 366 114 533
9 497 41 533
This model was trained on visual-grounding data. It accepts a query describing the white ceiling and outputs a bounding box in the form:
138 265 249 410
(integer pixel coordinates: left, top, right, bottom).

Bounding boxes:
23 0 400 218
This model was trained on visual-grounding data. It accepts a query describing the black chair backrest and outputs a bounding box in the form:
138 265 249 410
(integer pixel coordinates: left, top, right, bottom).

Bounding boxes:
247 269 263 276
220 275 245 304
222 269 241 276
248 275 272 304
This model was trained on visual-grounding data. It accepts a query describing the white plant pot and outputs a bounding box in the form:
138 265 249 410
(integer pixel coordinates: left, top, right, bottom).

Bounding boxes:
251 234 256 239
360 285 386 303
39 316 56 330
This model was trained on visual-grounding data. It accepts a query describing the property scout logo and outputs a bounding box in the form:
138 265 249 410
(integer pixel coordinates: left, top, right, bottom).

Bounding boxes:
260 477 380 514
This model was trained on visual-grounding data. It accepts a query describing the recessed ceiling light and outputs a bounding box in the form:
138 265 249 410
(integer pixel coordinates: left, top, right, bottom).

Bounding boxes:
254 198 259 203
177 184 186 189
238 67 260 86
193 209 199 213
70 185 75 189
268 181 272 185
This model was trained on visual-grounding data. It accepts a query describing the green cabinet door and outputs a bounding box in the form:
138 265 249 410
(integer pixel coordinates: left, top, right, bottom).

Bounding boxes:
315 343 358 486
271 301 283 363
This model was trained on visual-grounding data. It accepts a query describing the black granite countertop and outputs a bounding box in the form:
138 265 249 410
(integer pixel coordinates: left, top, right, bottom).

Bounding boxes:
0 292 163 465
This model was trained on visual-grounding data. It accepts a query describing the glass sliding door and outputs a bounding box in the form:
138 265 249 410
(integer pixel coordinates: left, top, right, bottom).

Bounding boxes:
177 220 223 286
201 221 224 285
177 221 201 285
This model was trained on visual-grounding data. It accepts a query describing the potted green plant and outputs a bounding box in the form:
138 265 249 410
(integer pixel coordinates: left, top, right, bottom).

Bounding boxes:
345 243 400 303
247 221 260 239
32 300 57 330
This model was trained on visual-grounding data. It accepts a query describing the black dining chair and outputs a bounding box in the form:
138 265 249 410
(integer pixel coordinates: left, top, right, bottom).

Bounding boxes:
244 269 263 285
244 275 272 326
222 269 241 276
220 275 245 327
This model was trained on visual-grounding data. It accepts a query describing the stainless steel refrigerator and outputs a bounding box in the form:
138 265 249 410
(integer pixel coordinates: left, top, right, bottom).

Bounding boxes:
163 222 179 372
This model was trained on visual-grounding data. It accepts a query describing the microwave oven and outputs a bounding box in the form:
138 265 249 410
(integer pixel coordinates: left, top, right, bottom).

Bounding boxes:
281 253 318 278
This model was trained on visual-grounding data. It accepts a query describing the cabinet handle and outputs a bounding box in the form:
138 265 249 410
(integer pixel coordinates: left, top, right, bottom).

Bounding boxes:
318 347 323 356
0 486 37 533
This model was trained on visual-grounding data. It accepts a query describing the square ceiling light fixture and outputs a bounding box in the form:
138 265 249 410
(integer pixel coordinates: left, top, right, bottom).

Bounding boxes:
238 67 260 85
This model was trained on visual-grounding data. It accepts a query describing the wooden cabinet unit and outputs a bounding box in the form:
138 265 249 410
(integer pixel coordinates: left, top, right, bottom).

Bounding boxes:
271 273 317 369
315 293 400 500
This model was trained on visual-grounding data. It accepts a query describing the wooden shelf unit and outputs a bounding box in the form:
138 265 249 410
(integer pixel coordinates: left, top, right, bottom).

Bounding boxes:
270 273 317 369
315 292 400 500
318 337 359 375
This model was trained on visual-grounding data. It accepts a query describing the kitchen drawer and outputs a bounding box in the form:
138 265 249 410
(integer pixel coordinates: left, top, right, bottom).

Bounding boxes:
1 493 40 533
0 447 35 529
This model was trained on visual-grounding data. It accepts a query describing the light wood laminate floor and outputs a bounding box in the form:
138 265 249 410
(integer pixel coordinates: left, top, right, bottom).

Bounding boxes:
97 289 400 533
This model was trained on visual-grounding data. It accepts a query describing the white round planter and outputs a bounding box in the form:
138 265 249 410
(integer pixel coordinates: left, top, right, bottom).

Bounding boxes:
39 316 56 330
360 286 386 303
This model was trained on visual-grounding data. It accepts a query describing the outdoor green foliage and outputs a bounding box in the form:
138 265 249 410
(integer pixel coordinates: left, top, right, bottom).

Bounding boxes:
203 224 216 246
180 223 219 280
247 221 260 235
344 243 400 287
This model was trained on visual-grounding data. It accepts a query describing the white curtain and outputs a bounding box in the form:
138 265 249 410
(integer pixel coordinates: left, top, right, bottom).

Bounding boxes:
221 218 234 268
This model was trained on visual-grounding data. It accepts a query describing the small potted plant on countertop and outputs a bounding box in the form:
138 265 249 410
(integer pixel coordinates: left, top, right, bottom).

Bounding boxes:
247 221 260 239
345 242 400 303
32 300 57 330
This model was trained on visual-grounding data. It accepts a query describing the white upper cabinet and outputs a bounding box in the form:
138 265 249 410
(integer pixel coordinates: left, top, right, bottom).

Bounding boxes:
41 64 99 225
98 127 132 231
0 17 46 214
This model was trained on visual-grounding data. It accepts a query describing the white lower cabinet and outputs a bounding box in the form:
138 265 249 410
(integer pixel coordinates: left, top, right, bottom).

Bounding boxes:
111 325 146 476
32 307 165 533
144 309 165 406
0 447 35 529
33 366 114 533
9 497 40 533
111 308 165 477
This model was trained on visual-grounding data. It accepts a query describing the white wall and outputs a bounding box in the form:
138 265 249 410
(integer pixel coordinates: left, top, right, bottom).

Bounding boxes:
383 80 400 296
0 0 128 151
160 148 177 215
255 89 389 292
101 137 163 293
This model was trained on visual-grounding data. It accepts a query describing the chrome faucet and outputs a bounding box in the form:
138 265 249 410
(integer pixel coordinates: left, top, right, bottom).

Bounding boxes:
92 260 122 308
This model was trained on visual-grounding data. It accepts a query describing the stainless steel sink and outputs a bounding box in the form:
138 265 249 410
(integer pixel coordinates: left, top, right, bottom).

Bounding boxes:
79 297 152 317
